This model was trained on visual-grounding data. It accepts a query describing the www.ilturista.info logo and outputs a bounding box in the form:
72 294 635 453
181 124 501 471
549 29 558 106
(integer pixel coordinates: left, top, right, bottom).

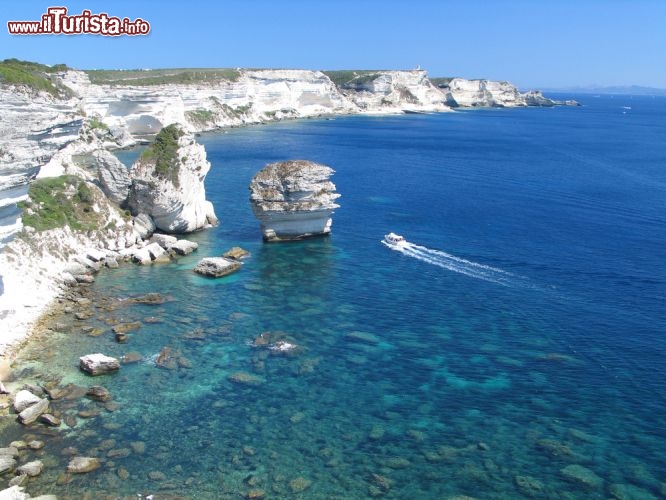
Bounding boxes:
7 7 150 36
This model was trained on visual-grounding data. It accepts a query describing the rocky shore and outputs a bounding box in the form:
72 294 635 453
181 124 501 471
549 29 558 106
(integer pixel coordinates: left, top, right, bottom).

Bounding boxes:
0 123 215 359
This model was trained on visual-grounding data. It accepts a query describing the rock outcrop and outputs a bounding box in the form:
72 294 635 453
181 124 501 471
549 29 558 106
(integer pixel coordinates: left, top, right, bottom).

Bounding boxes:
193 257 241 277
336 70 450 112
94 149 131 204
79 353 120 376
126 124 218 233
66 456 101 474
249 160 340 241
439 78 563 108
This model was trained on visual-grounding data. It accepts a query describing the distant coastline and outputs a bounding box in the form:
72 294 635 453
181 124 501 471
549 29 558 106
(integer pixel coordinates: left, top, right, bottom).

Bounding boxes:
538 85 666 96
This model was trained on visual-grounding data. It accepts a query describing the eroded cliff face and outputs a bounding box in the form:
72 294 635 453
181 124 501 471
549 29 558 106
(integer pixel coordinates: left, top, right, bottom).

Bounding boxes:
338 70 450 112
442 78 559 108
249 160 340 242
59 69 358 137
0 180 138 355
126 126 218 233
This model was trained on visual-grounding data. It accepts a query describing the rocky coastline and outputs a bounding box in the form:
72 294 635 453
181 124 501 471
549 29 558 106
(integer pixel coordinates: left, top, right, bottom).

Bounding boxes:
0 63 577 369
0 63 577 495
0 123 214 360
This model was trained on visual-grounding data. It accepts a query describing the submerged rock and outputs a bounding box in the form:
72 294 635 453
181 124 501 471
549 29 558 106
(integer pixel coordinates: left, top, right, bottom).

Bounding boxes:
228 371 265 386
561 464 604 489
249 160 340 241
39 413 61 427
67 456 101 474
223 246 250 260
112 322 141 335
193 257 241 278
609 483 658 500
289 477 312 494
87 386 112 402
17 460 43 477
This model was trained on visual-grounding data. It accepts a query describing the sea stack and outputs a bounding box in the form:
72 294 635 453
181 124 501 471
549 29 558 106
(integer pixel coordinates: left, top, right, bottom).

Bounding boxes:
249 160 340 242
126 124 218 233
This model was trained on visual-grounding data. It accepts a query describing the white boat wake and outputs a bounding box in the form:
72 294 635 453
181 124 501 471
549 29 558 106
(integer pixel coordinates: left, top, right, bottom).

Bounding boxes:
382 238 517 286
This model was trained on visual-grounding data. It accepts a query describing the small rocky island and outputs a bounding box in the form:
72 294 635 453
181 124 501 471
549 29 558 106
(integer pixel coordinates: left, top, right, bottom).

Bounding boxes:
249 160 340 241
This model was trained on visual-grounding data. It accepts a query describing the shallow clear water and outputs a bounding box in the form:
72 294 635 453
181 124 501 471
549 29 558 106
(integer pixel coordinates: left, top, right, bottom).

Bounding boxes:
5 97 666 498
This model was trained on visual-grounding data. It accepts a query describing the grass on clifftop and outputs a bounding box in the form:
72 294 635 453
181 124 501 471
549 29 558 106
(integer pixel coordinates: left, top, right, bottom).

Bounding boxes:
18 175 100 232
323 70 385 88
0 58 69 96
429 77 456 88
139 124 184 187
86 68 241 86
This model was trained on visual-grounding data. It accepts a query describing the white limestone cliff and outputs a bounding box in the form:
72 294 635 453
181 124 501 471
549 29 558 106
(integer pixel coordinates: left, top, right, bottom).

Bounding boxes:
126 126 218 233
249 160 340 241
441 78 560 108
338 70 450 113
0 180 139 356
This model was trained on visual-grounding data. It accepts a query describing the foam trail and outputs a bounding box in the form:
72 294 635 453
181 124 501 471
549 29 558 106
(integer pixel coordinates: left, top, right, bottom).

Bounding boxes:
383 239 515 286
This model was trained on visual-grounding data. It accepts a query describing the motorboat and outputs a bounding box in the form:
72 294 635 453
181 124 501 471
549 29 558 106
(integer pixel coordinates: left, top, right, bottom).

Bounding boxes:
383 232 407 248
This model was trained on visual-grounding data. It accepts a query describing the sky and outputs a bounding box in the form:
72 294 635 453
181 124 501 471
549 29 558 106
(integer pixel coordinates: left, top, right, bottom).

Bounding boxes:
2 0 665 89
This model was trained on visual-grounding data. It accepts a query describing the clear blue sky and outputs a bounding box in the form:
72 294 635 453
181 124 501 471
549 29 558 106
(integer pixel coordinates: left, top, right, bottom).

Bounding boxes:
2 0 665 89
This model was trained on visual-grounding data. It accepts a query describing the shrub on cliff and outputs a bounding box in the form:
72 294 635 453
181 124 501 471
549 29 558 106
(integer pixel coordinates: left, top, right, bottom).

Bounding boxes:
139 124 184 187
18 175 101 231
0 58 69 96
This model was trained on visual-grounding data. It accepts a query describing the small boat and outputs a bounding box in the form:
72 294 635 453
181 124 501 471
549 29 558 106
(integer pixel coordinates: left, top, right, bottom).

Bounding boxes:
383 232 407 247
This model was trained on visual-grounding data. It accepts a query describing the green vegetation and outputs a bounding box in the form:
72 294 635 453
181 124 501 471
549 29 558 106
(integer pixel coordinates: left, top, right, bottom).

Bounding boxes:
85 68 241 86
18 175 100 231
186 108 216 125
88 116 109 131
322 70 384 88
139 124 185 186
429 77 455 88
0 58 68 96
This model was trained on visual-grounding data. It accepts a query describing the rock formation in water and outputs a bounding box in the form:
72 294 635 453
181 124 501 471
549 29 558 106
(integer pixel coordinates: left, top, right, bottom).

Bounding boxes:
126 124 218 233
249 160 340 241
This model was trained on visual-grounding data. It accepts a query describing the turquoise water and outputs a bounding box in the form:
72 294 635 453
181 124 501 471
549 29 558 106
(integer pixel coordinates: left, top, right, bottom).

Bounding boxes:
6 97 666 498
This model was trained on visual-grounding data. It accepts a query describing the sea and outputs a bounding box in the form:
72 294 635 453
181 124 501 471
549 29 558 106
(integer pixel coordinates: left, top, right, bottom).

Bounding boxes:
3 95 666 498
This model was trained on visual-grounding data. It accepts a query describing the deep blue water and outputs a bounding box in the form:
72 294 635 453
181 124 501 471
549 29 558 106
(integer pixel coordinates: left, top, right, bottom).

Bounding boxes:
8 97 666 498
